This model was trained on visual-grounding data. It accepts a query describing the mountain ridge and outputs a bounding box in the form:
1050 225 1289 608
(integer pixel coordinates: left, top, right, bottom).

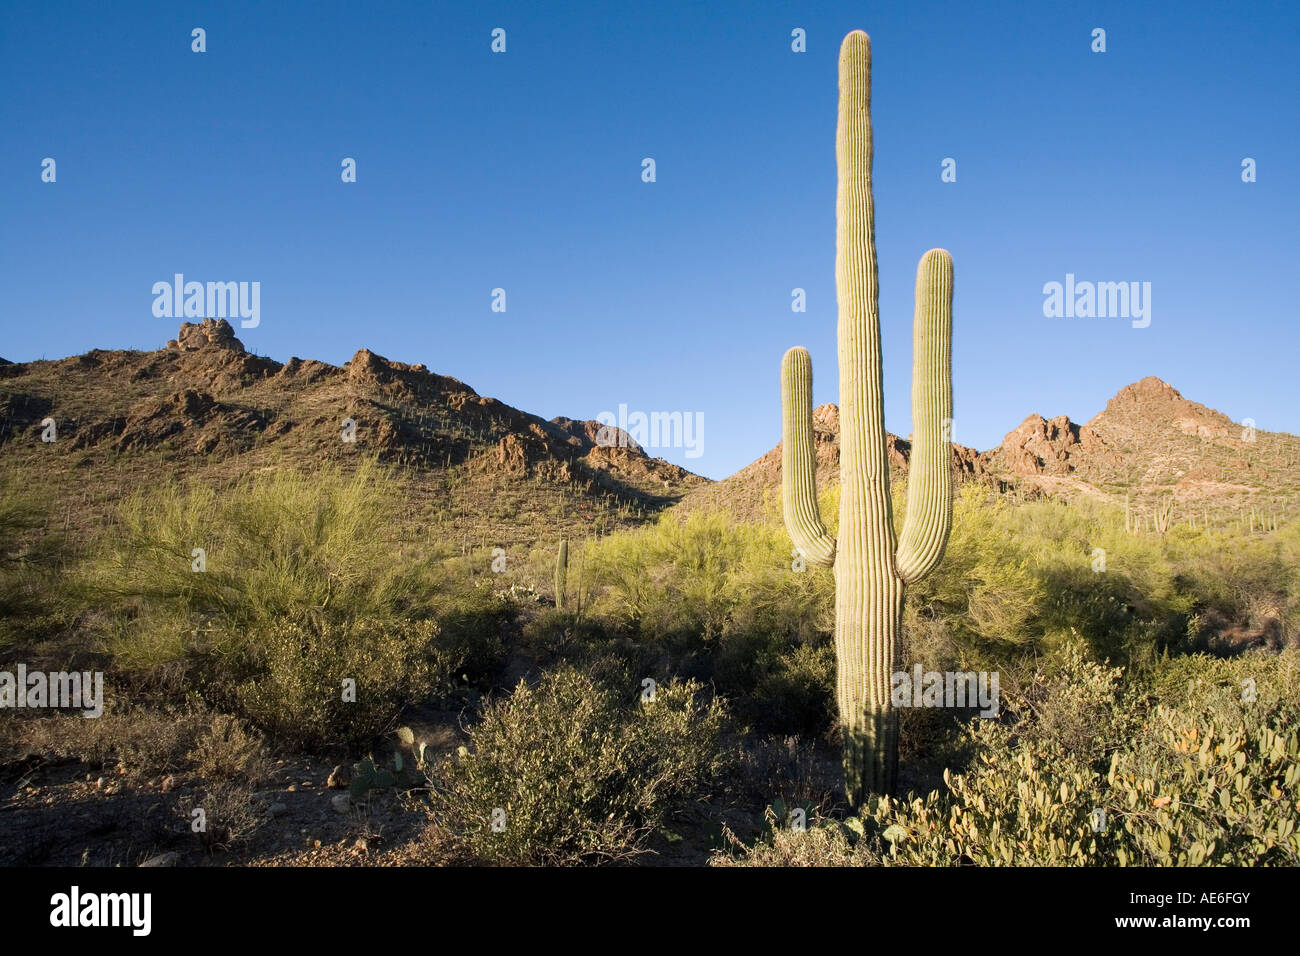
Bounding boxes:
2 324 1295 538
676 375 1299 523
0 319 706 543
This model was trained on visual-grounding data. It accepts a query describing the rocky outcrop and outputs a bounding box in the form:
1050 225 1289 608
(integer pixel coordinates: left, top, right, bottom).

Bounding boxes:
1000 414 1087 475
167 318 246 353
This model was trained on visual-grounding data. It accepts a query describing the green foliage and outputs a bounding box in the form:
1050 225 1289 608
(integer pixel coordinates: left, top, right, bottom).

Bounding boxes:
906 485 1296 663
425 583 512 694
52 461 517 749
233 617 439 750
91 459 424 630
424 665 729 865
0 475 71 653
585 509 825 638
576 511 835 736
567 491 1298 750
747 641 836 739
554 538 568 611
718 645 1300 866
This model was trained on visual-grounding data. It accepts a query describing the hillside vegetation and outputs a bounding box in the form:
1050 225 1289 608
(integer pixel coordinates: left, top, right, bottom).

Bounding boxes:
2 456 1296 865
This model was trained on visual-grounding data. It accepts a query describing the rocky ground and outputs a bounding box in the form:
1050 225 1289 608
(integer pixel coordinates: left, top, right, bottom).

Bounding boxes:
1 742 441 868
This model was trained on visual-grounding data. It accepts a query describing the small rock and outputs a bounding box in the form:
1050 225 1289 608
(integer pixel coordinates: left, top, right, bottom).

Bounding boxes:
326 765 351 789
331 793 351 815
287 785 297 792
94 777 105 790
269 802 288 818
160 775 178 793
139 852 180 868
300 780 313 789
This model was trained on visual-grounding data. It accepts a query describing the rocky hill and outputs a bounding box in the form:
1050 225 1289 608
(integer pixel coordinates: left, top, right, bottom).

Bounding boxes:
986 377 1298 509
676 376 1298 524
3 328 1293 539
0 319 707 544
677 403 988 521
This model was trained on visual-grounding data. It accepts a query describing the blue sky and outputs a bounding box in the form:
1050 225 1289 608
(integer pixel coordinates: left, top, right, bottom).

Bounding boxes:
2 0 1297 479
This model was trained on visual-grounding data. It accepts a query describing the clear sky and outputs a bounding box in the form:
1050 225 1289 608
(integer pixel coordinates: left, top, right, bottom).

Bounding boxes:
2 0 1297 479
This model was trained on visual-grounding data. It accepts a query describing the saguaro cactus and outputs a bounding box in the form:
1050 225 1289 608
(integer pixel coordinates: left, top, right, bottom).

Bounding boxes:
555 538 568 610
780 30 954 805
1154 496 1175 536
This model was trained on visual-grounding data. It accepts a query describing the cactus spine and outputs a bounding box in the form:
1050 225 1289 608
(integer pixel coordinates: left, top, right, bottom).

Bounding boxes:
555 538 568 610
780 31 954 805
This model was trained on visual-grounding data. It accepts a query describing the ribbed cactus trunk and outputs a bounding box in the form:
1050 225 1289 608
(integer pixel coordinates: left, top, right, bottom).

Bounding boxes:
555 538 568 610
780 31 954 806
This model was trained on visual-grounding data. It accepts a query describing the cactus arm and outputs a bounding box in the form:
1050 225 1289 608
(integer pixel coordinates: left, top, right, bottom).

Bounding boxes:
895 249 954 585
780 347 836 567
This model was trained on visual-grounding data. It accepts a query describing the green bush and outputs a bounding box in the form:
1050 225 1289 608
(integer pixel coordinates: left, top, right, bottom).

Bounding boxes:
90 459 429 638
233 617 440 750
0 475 71 654
430 583 512 692
746 641 835 739
2 699 264 782
717 645 1300 866
70 461 518 749
424 665 729 865
574 511 834 736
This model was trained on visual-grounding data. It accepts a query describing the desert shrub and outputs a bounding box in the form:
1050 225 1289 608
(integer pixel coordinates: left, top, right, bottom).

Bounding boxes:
995 643 1139 758
852 707 1299 866
424 665 729 865
177 780 265 852
584 510 830 643
1144 649 1300 729
905 487 1224 664
430 583 512 691
187 712 270 783
74 461 516 747
717 645 1300 866
89 459 429 638
746 641 836 739
7 701 265 787
233 617 439 750
520 607 613 658
4 700 208 778
576 511 835 736
713 810 863 867
0 475 72 653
